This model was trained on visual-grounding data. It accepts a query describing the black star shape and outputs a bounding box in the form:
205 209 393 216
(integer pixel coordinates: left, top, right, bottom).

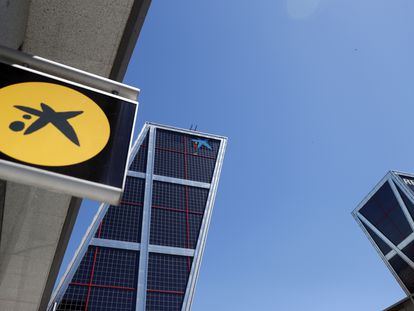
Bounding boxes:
14 103 83 146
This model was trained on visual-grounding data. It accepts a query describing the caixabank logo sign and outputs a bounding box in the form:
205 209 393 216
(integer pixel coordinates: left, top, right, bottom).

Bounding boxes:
0 62 137 203
0 82 111 166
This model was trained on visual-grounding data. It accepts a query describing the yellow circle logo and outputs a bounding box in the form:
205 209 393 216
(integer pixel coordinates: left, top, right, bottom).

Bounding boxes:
0 82 110 166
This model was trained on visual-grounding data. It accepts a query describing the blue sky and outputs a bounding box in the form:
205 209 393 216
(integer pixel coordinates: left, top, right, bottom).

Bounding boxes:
60 0 414 309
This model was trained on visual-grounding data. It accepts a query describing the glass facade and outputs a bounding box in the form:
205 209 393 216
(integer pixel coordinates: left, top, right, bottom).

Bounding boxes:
49 124 226 311
359 182 412 246
150 182 208 249
154 129 220 183
146 254 192 310
57 246 139 311
353 172 414 296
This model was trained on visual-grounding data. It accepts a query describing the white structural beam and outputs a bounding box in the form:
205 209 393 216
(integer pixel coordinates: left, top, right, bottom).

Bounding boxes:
136 126 156 310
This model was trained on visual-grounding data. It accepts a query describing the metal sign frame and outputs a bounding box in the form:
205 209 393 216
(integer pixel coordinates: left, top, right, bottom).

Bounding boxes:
0 45 139 204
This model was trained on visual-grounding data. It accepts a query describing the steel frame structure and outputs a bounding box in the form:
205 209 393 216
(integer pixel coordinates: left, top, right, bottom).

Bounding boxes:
48 122 227 311
352 170 414 297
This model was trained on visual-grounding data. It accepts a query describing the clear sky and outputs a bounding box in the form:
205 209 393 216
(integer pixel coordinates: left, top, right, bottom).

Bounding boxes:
59 0 414 310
